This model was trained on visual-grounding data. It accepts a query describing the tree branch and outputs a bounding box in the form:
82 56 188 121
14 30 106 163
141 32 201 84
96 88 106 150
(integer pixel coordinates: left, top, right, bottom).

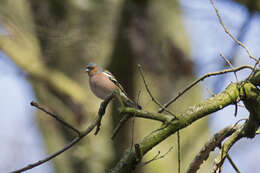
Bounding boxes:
212 127 243 173
186 125 241 173
158 65 254 113
110 82 242 173
30 101 81 136
210 0 258 63
10 95 113 173
138 64 177 118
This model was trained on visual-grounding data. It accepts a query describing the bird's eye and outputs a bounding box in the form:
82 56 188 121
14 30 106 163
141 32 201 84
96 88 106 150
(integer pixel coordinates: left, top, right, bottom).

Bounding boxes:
86 66 92 72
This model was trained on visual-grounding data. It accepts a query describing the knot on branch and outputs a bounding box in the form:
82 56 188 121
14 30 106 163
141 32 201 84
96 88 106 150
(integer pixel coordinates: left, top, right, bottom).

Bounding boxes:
240 83 260 138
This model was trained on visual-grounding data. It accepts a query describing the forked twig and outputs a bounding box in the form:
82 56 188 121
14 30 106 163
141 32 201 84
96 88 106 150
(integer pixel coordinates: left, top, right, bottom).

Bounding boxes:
142 146 174 165
138 64 177 118
10 96 113 173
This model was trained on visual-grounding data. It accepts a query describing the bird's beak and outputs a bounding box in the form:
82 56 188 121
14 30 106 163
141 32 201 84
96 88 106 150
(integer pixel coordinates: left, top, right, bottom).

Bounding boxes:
85 68 89 72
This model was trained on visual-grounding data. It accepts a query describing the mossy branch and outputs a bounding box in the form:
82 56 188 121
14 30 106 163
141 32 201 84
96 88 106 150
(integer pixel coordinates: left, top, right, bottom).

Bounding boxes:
187 125 240 173
109 83 240 173
110 70 260 173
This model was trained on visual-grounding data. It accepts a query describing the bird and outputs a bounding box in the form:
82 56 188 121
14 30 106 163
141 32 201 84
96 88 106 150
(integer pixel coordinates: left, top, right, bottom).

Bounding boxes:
85 63 141 109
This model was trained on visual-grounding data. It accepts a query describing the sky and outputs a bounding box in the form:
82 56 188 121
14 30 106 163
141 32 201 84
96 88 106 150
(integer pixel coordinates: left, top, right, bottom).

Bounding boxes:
0 0 260 172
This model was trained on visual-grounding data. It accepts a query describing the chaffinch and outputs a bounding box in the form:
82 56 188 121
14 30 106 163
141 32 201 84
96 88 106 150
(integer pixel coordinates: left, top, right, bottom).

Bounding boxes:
85 63 141 109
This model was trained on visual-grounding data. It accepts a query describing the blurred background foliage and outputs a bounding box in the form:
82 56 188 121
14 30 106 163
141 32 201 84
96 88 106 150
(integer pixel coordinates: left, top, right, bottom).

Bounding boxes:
1 0 258 172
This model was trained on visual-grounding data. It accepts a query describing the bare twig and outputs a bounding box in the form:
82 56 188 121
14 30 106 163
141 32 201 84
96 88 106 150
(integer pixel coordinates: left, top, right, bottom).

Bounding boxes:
142 146 174 165
130 90 141 150
11 97 112 173
30 101 81 136
245 57 260 83
233 118 247 129
210 0 258 63
205 86 217 97
226 154 241 173
177 131 181 173
138 64 177 118
10 137 81 173
220 53 238 82
159 65 254 113
138 63 181 173
111 114 131 140
234 102 238 117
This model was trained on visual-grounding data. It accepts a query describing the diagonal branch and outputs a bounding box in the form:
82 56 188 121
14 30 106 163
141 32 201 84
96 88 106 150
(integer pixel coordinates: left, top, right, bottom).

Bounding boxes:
30 101 81 136
10 95 113 173
159 65 254 113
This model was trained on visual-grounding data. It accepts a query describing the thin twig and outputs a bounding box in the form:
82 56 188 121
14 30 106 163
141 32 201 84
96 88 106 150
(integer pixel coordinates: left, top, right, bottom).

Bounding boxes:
30 101 81 136
226 154 241 173
142 146 174 165
111 114 131 140
210 0 258 63
220 53 238 82
205 86 217 97
138 64 177 118
11 97 112 173
245 57 260 83
10 114 100 173
232 118 247 128
159 65 254 113
177 131 181 173
130 90 141 150
234 102 238 117
10 137 81 173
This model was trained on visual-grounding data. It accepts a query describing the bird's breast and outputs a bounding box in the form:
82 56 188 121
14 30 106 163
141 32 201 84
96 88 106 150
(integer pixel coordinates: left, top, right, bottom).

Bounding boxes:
89 74 117 99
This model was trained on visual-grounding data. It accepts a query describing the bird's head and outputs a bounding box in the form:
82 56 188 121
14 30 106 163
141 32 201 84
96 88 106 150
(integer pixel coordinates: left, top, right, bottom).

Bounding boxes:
85 63 101 76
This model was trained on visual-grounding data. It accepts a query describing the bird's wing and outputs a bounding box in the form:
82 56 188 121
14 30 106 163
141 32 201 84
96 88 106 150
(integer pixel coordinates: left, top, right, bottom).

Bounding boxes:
103 70 142 109
103 70 128 96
